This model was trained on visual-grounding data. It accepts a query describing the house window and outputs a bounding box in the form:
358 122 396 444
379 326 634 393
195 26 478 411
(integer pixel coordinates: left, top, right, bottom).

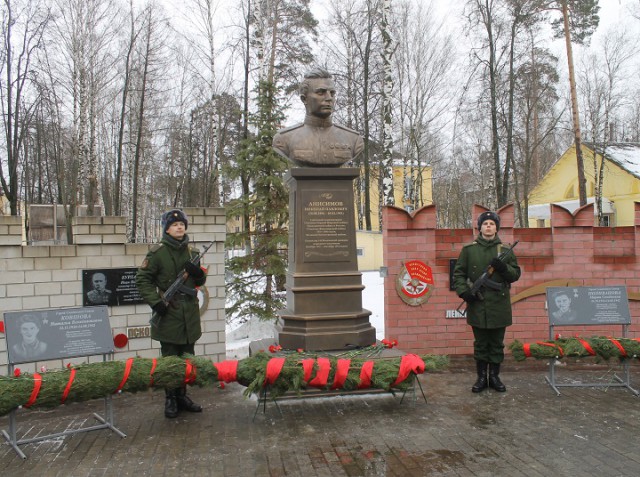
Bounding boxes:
536 219 546 228
600 215 613 227
357 248 364 257
235 226 240 233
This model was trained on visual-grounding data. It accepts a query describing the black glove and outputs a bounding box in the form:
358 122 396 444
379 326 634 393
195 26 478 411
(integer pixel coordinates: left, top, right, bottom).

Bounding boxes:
490 257 507 274
152 301 168 316
461 291 477 303
184 261 205 279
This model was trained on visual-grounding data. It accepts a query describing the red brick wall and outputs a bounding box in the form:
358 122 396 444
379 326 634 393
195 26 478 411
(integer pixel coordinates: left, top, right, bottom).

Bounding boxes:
382 202 640 356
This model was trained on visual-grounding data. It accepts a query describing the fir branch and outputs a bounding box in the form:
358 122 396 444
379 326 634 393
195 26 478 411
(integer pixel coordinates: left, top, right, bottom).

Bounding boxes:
510 337 640 362
0 352 449 417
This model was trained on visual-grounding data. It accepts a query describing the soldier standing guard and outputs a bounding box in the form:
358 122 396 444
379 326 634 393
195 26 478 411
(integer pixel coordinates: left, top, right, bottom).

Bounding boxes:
273 67 364 167
453 211 521 393
136 209 207 418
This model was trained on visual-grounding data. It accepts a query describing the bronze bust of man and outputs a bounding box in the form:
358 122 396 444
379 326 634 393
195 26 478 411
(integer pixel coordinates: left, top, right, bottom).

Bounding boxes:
273 67 364 167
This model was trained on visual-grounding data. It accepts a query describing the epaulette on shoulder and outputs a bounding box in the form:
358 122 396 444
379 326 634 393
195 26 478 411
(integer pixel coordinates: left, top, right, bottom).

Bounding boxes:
149 243 163 253
334 123 360 134
463 241 478 248
277 123 304 134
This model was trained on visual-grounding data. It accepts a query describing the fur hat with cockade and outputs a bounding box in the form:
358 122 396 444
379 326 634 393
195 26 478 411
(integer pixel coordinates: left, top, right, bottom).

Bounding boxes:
161 209 189 233
477 211 500 231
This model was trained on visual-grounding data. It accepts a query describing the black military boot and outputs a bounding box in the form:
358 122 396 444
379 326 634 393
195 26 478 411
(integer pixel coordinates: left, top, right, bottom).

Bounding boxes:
176 387 202 413
472 360 488 393
488 363 506 392
164 389 179 418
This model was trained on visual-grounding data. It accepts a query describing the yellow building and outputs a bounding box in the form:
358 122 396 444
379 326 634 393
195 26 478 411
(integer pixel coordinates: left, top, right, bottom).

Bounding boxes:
356 164 433 231
224 165 432 271
528 142 640 227
353 164 432 270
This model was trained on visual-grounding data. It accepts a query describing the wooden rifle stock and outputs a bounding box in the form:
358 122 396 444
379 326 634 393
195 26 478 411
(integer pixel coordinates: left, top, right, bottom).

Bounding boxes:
150 241 214 327
455 241 519 314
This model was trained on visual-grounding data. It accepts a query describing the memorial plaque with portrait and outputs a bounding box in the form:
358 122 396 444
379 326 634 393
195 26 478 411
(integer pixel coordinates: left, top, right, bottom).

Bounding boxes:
5 306 115 364
546 286 631 325
82 268 145 307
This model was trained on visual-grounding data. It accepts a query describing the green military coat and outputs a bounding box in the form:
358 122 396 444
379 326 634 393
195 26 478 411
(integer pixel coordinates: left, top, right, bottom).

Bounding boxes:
136 234 206 344
453 235 521 329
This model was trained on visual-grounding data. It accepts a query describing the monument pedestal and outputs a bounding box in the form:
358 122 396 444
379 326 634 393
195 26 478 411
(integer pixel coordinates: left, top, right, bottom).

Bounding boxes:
278 168 376 350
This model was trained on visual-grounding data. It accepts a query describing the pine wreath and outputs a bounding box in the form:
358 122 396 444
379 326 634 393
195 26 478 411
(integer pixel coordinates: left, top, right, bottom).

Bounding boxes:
0 351 449 417
510 336 640 362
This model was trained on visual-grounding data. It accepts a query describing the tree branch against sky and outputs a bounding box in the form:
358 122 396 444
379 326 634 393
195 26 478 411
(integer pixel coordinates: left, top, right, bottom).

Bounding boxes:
2 0 639 245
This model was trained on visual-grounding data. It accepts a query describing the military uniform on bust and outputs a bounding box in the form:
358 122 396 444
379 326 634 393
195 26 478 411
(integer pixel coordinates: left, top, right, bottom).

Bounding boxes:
273 115 364 167
453 211 521 393
272 66 363 168
86 289 112 305
136 209 207 418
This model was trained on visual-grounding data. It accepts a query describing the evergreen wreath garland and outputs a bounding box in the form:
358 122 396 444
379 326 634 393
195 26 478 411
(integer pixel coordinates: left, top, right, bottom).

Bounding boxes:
0 351 449 417
510 336 640 362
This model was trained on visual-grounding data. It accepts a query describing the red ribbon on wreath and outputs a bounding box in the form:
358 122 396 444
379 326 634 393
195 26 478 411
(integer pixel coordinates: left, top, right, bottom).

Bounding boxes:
392 354 425 387
536 341 564 358
576 337 596 356
149 358 157 387
114 358 134 393
264 357 286 385
358 361 374 389
308 358 331 387
536 341 564 357
331 359 351 390
214 360 238 383
301 359 314 382
24 373 42 408
608 337 627 358
184 359 197 385
61 368 77 404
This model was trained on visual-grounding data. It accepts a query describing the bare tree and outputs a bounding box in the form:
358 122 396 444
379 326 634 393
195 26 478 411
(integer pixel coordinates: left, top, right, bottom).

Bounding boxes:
578 27 638 224
544 0 601 207
113 1 141 216
127 2 169 242
50 0 120 216
380 0 394 208
512 37 562 225
393 0 457 214
325 0 384 231
1 0 50 216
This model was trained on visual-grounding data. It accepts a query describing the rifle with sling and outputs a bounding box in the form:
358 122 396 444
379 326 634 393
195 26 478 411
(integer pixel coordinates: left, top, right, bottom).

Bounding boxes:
456 240 519 313
150 241 214 328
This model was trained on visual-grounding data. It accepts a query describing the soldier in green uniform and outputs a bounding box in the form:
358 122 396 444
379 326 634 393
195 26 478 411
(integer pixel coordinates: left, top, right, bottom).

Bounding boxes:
273 67 364 167
136 209 207 418
453 211 521 393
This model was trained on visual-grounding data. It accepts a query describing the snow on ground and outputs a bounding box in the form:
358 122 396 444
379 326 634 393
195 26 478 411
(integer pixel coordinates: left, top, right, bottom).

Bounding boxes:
225 271 385 359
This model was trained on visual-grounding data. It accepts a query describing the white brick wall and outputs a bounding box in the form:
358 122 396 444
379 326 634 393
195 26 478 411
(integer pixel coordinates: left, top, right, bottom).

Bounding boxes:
0 208 226 375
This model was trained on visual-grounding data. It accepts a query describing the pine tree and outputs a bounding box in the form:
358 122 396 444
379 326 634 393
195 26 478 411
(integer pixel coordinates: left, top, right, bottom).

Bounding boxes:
545 0 600 206
225 81 289 322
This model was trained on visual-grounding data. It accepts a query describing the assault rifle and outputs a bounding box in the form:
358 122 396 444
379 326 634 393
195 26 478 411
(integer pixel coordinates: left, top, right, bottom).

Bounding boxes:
456 241 519 313
149 241 214 328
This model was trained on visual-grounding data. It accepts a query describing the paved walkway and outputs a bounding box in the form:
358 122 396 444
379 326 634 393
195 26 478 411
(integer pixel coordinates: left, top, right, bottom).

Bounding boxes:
1 359 640 477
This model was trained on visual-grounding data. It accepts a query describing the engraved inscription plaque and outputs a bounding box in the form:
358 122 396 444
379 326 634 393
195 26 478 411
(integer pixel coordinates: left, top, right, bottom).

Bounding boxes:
5 306 114 364
301 190 351 262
